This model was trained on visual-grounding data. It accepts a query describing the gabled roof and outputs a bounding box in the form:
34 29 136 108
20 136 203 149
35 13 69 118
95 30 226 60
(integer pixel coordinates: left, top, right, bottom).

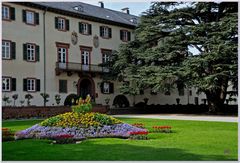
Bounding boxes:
16 2 139 29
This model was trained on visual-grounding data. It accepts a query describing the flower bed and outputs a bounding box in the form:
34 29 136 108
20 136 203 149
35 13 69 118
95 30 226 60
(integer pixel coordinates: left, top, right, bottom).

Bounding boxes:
132 123 145 128
152 126 172 133
2 128 15 141
129 131 148 140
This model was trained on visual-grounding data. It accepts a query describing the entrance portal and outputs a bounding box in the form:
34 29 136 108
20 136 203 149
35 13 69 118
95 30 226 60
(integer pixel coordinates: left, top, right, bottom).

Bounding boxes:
78 77 95 100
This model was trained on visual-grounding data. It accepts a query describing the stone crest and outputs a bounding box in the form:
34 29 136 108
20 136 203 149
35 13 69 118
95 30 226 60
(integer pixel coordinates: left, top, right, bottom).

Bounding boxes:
93 35 99 48
71 31 78 45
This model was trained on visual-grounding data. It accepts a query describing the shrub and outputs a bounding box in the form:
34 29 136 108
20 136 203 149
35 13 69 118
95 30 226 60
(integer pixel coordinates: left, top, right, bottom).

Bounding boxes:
71 95 92 113
93 113 122 126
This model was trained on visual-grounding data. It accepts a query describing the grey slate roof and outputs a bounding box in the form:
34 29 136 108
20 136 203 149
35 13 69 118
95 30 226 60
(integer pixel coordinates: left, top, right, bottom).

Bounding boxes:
31 2 139 27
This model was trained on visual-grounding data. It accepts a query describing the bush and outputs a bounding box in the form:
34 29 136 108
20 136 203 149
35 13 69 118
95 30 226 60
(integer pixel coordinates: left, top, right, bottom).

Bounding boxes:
71 95 92 113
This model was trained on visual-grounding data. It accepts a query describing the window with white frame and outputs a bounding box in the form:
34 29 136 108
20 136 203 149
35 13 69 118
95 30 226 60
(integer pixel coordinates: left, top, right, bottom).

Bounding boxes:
58 47 67 63
83 23 88 34
58 18 65 30
122 31 128 41
27 44 35 61
102 53 110 63
2 77 11 91
26 11 34 24
103 82 110 93
2 41 11 59
2 6 10 20
27 79 36 91
102 27 109 37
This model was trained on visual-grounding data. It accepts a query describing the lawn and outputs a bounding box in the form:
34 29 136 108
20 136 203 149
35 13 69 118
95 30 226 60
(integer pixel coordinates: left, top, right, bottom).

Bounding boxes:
2 118 238 161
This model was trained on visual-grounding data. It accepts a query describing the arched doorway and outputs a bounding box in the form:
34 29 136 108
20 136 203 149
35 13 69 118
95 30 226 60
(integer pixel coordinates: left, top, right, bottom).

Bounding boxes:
78 77 95 100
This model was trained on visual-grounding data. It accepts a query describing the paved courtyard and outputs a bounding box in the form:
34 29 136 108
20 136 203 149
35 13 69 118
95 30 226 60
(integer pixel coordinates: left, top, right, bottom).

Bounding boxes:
113 114 238 122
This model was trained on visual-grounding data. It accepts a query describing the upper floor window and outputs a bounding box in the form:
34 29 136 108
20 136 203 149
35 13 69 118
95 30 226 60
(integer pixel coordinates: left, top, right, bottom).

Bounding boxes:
2 5 15 21
100 26 112 39
120 30 131 42
23 43 40 62
101 49 112 64
23 78 40 92
2 40 15 60
55 17 69 31
2 77 16 92
56 42 70 63
79 22 92 35
22 10 39 25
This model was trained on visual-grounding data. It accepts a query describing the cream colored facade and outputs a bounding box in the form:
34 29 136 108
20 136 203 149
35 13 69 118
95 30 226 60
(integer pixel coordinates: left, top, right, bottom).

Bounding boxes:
2 2 237 107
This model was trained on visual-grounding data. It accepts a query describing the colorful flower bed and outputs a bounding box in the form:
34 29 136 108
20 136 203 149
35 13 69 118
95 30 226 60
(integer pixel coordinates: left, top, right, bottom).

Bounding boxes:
152 126 172 133
2 128 15 142
129 131 148 140
132 123 145 128
15 95 148 142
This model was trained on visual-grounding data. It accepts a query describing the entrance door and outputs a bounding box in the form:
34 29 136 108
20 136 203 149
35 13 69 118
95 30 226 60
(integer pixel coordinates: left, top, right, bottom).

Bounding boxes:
79 79 91 99
82 51 90 71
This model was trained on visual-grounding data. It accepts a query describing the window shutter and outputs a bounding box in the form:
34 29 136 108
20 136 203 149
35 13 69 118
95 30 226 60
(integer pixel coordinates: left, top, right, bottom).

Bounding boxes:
36 79 40 91
11 42 16 59
23 79 27 91
100 26 103 37
22 10 26 22
110 82 114 93
36 45 40 61
11 78 16 91
100 82 104 93
88 24 92 35
55 17 58 29
66 19 69 31
109 28 112 38
23 44 27 60
10 7 15 20
120 30 123 40
79 22 83 33
35 13 39 25
127 31 131 41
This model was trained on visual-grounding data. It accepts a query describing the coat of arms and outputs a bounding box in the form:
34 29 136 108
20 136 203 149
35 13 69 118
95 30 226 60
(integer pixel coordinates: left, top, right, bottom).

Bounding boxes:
93 35 99 48
71 31 78 45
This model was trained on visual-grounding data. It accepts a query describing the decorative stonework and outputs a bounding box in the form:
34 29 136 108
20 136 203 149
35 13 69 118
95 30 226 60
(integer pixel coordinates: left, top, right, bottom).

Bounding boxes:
71 31 78 45
93 35 99 48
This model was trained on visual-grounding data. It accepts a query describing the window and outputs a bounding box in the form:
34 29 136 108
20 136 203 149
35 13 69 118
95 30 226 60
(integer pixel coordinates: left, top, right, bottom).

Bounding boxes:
59 80 67 93
103 82 110 93
23 43 40 62
2 77 16 92
100 26 112 38
23 78 40 92
55 17 69 31
2 41 10 59
79 22 92 35
26 11 34 24
22 10 39 25
2 6 9 20
2 77 11 91
178 87 184 96
58 47 67 63
27 79 35 91
100 82 114 94
101 49 112 64
120 30 131 42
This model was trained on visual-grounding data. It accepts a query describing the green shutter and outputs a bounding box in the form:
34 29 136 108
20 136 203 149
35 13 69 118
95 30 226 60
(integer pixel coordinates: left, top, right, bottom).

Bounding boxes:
66 19 69 31
79 22 83 33
36 79 40 91
120 30 123 40
36 45 40 61
127 31 131 41
11 42 16 59
22 10 26 22
55 17 58 29
35 13 39 25
11 78 16 91
100 26 103 37
23 79 27 91
23 44 27 60
110 82 114 93
10 7 15 20
109 28 112 38
88 24 92 35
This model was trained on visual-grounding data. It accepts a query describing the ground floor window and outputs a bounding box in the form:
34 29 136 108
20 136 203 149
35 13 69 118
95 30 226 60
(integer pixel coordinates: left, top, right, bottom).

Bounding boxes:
2 77 11 91
59 80 67 93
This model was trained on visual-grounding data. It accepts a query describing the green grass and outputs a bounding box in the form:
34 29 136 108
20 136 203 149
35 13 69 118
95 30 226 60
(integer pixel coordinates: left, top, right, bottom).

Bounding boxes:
2 118 238 161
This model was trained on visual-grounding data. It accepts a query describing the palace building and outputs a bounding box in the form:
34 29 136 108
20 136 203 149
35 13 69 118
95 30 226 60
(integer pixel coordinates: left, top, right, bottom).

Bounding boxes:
2 2 237 107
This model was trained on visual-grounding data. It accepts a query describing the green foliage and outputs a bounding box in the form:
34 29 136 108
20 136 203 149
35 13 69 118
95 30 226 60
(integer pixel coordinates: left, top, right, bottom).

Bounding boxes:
2 128 15 142
71 103 92 114
40 116 62 126
93 113 116 125
40 93 50 106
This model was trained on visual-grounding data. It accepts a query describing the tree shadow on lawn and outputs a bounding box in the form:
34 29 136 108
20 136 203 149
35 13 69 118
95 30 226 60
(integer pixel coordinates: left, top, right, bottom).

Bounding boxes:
2 138 236 161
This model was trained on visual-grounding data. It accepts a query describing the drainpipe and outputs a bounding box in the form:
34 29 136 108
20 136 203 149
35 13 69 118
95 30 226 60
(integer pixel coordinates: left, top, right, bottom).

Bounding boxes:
43 7 47 106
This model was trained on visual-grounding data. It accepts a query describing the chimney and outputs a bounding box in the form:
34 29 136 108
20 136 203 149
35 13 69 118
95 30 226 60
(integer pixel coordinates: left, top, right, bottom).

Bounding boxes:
98 1 104 8
121 7 129 14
